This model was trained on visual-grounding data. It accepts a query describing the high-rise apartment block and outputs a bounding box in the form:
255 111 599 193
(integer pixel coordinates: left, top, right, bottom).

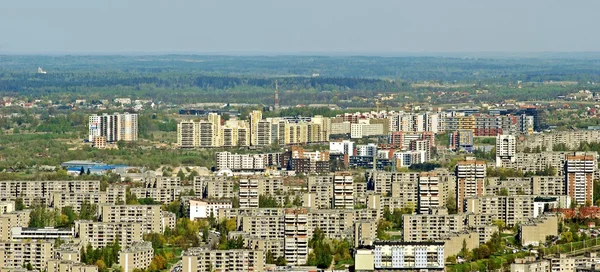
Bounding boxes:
456 158 486 212
284 209 309 266
88 112 138 142
418 172 445 214
566 154 596 205
333 172 354 209
496 134 516 167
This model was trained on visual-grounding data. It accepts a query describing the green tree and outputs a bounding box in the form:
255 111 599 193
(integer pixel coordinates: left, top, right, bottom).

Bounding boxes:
266 250 275 264
15 198 25 210
276 256 288 266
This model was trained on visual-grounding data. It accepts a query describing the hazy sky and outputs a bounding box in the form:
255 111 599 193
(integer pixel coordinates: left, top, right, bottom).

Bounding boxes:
1 0 599 54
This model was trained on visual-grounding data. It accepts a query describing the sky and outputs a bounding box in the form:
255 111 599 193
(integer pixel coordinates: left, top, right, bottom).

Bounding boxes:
0 0 599 54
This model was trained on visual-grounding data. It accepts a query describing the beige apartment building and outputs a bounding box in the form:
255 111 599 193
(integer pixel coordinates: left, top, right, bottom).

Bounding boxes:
485 177 532 196
466 195 536 227
0 210 31 241
0 180 100 206
100 204 173 233
55 241 83 262
119 241 154 272
238 177 284 208
0 240 53 271
520 214 559 246
440 231 479 258
194 176 236 199
50 185 126 213
47 260 98 272
284 209 309 266
418 172 447 214
520 130 600 152
402 208 465 242
74 220 144 249
182 248 264 272
333 172 354 209
510 256 551 272
532 176 566 195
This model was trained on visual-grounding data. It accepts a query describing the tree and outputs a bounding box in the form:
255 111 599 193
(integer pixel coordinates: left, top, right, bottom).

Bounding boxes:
79 166 85 176
498 188 509 196
177 169 186 181
266 250 275 264
87 168 91 175
276 256 288 266
492 219 506 232
95 260 107 272
15 198 25 210
446 195 457 214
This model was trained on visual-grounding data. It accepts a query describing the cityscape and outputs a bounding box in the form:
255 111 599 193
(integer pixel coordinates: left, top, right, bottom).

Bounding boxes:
3 1 600 272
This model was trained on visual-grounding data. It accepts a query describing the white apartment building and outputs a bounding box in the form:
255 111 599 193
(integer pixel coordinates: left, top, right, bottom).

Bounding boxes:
189 199 232 220
88 112 138 142
329 140 355 156
496 134 516 167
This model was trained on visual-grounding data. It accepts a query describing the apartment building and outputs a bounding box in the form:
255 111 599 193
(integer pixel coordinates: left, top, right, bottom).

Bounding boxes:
55 241 83 262
418 172 447 214
367 171 420 197
307 176 334 209
402 209 465 242
456 158 486 212
189 199 232 220
74 220 144 249
177 120 198 148
238 177 285 208
532 176 566 195
354 221 377 248
0 180 100 207
100 205 169 233
88 112 138 142
241 214 284 240
309 209 356 240
372 241 445 271
496 134 517 167
449 129 474 152
244 236 284 262
0 201 14 214
520 130 600 152
182 248 264 272
440 231 480 258
0 240 53 271
119 241 154 272
215 151 282 171
566 154 595 205
50 186 126 213
194 176 236 199
329 140 355 156
0 210 31 240
333 172 353 209
466 195 536 227
485 177 532 196
10 227 73 240
510 256 551 272
284 209 309 266
47 260 98 272
519 214 559 246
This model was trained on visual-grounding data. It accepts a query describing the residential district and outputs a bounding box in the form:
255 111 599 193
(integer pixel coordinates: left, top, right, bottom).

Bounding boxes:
7 105 600 272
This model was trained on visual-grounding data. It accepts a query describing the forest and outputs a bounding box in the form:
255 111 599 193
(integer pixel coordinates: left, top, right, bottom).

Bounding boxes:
1 55 600 106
